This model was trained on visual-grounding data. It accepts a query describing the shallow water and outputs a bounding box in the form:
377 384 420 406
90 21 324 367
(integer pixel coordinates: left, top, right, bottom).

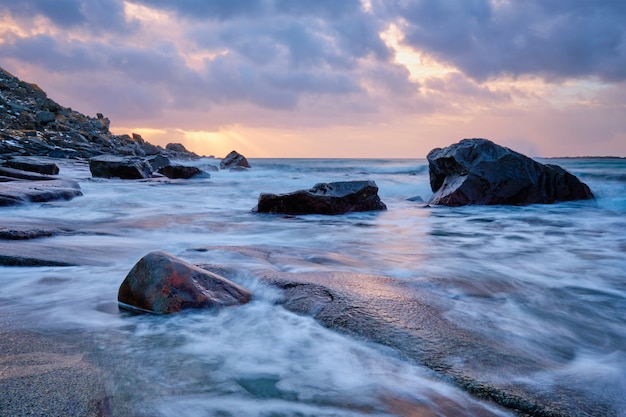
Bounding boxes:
1 157 625 416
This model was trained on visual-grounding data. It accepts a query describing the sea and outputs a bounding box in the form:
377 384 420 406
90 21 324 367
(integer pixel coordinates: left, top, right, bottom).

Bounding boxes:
1 157 625 417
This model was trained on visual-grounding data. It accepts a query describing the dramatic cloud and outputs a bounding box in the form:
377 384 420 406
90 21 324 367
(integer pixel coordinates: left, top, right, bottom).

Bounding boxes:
0 0 624 157
378 0 626 82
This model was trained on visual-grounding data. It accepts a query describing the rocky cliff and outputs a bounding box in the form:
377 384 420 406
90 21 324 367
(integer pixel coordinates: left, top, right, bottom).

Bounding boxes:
0 67 197 159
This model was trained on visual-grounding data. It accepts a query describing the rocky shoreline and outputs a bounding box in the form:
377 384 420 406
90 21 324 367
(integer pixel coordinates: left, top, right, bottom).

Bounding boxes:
1 68 609 417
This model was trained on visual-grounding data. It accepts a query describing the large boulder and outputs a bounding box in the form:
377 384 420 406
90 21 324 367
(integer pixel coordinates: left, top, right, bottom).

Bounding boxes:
89 155 152 179
157 164 204 179
220 150 250 170
118 251 251 314
427 139 594 206
255 180 387 215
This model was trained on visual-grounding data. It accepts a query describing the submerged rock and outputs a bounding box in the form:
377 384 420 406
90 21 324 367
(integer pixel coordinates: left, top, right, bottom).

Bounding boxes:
427 138 594 206
157 164 204 179
255 180 387 215
220 150 250 170
89 155 152 179
118 251 251 314
0 179 82 206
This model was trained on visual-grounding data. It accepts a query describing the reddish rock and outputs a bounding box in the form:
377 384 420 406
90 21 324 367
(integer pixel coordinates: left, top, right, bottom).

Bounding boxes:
118 251 251 314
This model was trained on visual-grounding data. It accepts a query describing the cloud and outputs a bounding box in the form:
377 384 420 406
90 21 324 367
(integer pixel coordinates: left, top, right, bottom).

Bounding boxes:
377 0 626 82
0 0 131 34
1 0 624 157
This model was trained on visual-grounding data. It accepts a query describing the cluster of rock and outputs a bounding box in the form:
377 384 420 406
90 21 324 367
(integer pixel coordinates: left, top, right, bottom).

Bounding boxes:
0 156 82 206
86 149 251 180
0 67 198 160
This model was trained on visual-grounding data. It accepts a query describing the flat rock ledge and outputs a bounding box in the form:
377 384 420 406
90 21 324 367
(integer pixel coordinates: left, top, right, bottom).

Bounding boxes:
118 251 251 314
255 180 387 215
427 138 594 206
257 270 618 417
0 179 82 206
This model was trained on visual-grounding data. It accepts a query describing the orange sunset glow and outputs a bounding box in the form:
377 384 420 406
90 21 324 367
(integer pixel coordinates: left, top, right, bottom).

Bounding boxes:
1 0 624 158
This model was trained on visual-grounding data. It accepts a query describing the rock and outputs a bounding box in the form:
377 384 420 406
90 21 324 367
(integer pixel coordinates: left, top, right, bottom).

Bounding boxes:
146 154 171 171
157 164 204 179
255 180 387 215
118 251 251 314
427 138 594 206
88 155 152 179
165 142 199 159
220 150 250 169
35 110 56 125
3 156 59 175
0 166 56 181
131 132 145 144
0 179 82 206
165 143 187 153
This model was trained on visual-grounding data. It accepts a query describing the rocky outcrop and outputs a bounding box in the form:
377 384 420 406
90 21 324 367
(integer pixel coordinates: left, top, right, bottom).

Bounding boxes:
427 138 594 206
88 155 153 179
118 251 251 314
220 150 250 170
0 150 81 206
255 180 387 215
157 164 204 179
0 67 198 159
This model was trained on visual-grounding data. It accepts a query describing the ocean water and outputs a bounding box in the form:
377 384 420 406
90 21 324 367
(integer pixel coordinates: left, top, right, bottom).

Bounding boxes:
0 157 625 416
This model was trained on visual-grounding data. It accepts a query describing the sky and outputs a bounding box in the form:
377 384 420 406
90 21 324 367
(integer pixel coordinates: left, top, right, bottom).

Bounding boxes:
1 0 625 158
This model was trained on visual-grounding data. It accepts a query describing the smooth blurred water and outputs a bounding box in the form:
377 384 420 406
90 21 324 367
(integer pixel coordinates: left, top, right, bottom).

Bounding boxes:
1 157 625 416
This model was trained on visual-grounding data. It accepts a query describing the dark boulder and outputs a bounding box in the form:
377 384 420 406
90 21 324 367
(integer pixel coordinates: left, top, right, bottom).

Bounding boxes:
255 180 387 215
89 155 152 179
0 179 82 206
220 150 250 170
157 164 204 179
118 251 252 314
427 138 594 206
3 157 59 175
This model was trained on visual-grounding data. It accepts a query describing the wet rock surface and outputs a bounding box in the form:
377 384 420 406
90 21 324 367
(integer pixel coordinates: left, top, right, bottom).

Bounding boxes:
255 180 387 215
118 251 252 314
427 138 594 206
259 271 616 417
0 179 82 206
189 244 621 417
